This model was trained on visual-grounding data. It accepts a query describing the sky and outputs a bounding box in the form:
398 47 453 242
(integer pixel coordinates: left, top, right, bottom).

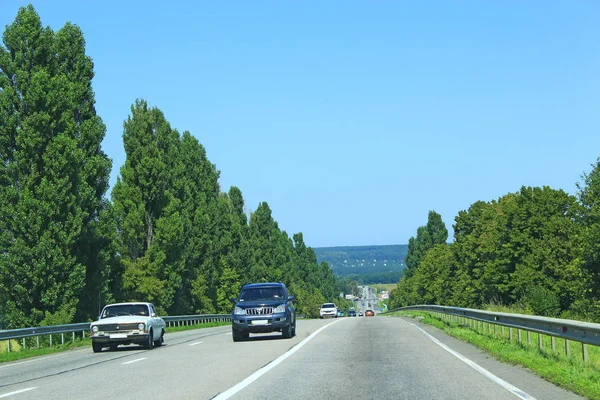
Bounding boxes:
2 1 599 248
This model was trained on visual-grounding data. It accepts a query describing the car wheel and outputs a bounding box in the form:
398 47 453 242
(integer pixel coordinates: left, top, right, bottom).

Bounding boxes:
144 329 154 350
282 322 293 339
232 328 247 342
154 331 164 347
92 341 103 353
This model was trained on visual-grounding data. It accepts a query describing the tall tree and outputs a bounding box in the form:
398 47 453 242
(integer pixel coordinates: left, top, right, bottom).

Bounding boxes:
577 160 600 317
111 100 181 314
403 211 446 275
0 6 111 328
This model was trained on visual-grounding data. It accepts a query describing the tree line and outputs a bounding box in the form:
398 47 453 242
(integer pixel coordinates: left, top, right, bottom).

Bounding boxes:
390 178 600 322
0 5 339 329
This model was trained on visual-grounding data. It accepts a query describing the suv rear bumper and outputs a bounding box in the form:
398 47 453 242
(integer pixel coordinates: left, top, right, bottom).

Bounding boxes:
232 313 291 333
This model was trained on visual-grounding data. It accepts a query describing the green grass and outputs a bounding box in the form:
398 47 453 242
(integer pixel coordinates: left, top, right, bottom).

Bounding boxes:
0 337 91 363
374 283 397 292
0 321 231 364
387 311 600 399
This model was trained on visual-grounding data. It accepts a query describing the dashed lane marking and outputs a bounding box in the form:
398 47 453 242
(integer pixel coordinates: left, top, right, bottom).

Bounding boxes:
0 388 37 398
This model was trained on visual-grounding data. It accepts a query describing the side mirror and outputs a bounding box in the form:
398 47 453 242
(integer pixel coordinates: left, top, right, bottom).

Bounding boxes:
230 298 237 305
288 295 295 302
151 313 157 317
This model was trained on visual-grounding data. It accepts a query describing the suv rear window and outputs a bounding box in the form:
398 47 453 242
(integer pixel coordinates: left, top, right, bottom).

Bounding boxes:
321 303 335 308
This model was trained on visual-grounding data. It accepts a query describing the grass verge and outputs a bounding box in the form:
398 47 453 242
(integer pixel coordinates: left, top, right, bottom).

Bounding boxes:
0 321 231 364
387 311 600 399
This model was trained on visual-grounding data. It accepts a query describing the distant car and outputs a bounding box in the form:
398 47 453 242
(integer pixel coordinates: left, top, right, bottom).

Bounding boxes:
359 312 364 317
320 303 338 318
348 310 357 317
337 310 345 317
90 302 166 353
230 282 296 341
365 310 375 317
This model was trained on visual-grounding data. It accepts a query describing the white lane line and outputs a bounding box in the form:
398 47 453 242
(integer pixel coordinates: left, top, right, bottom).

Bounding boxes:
214 319 344 400
0 388 37 398
409 323 536 400
224 332 231 335
189 341 203 346
0 348 88 370
122 357 147 365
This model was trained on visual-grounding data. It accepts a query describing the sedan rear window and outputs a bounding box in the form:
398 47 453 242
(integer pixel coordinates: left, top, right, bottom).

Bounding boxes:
321 303 335 308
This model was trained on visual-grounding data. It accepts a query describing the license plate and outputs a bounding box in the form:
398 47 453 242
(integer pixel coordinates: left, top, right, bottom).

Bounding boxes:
111 333 128 339
251 320 268 325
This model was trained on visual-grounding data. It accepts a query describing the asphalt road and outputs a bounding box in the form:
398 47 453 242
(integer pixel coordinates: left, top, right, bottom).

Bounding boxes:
0 317 584 400
355 285 378 315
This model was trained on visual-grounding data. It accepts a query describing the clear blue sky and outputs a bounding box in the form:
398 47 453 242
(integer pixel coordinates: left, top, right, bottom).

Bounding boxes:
3 1 599 248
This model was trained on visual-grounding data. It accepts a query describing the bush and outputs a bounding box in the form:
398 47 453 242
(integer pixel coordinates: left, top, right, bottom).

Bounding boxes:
520 286 560 317
0 340 21 353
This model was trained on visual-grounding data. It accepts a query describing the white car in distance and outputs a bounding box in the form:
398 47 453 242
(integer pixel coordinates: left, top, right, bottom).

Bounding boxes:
90 302 166 353
320 303 338 318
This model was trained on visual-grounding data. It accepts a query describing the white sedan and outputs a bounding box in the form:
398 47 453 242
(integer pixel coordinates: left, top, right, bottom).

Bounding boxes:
90 302 166 353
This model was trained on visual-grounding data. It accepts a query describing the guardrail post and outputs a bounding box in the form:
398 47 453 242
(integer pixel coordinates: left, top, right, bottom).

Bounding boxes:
7 340 10 352
565 339 571 356
488 322 491 335
538 333 543 350
551 336 556 352
509 328 513 341
582 343 588 364
518 329 522 343
61 333 64 345
36 336 39 348
72 332 75 343
527 331 531 345
22 338 25 349
49 334 52 347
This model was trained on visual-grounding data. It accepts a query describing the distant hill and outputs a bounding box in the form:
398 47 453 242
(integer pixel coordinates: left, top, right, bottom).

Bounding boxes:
314 245 408 282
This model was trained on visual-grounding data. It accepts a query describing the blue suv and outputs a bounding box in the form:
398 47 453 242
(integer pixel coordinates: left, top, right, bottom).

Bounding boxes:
230 282 296 342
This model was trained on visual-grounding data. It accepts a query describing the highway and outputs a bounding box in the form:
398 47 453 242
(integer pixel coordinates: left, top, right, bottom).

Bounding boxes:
355 285 378 315
0 317 583 399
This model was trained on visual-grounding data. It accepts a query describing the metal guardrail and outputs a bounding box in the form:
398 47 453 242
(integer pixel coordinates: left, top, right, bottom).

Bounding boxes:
164 314 231 327
0 314 231 352
390 305 600 363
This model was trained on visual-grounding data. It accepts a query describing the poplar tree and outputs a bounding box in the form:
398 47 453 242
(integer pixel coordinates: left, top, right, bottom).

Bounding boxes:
0 6 111 328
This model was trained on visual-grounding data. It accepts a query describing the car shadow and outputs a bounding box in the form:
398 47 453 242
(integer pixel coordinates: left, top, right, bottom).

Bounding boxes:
103 344 165 352
245 333 288 342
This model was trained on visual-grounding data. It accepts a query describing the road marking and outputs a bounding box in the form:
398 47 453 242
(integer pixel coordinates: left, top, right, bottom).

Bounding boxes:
122 357 147 365
214 319 344 400
0 349 88 370
410 323 536 400
189 341 203 346
224 332 231 335
0 388 37 398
